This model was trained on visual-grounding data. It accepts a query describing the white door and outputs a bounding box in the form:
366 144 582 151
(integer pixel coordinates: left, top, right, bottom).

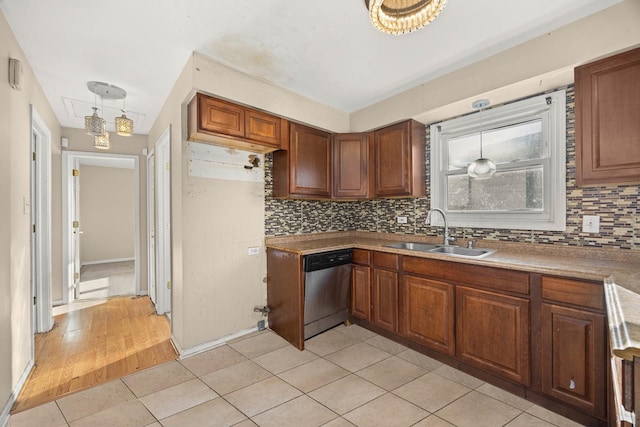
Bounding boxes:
30 106 53 333
30 130 38 331
72 160 81 299
147 152 156 305
155 129 171 316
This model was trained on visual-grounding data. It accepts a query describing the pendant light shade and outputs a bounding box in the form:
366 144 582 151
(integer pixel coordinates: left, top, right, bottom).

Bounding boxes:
94 131 110 150
84 107 106 136
467 157 496 179
467 131 496 180
115 112 134 136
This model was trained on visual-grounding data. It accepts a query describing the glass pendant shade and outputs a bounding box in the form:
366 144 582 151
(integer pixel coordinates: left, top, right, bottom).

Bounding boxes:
115 112 134 136
84 107 106 136
467 158 496 179
467 131 496 179
367 0 448 35
94 131 110 150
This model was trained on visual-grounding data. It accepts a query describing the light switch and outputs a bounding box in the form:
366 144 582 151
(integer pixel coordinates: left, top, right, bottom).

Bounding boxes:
397 216 408 224
582 215 600 233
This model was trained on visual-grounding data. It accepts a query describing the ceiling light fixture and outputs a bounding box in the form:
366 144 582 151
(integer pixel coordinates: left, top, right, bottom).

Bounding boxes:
84 88 106 136
85 81 134 139
94 131 110 150
467 131 496 180
365 0 448 35
115 99 134 137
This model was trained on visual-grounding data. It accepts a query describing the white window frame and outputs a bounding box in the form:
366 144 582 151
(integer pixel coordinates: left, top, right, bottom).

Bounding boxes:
430 90 566 231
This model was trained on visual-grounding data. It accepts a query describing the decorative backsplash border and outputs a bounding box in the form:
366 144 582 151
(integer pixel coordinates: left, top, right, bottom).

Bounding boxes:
265 85 639 250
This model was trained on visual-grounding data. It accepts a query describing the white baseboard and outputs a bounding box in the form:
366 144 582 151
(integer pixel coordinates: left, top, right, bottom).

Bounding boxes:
173 326 259 359
137 290 148 296
0 359 34 427
81 257 135 266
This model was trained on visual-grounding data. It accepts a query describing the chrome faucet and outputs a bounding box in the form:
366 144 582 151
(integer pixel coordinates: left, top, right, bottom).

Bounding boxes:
426 208 456 246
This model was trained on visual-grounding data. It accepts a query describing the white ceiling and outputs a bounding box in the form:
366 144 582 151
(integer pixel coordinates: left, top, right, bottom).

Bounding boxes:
0 0 622 135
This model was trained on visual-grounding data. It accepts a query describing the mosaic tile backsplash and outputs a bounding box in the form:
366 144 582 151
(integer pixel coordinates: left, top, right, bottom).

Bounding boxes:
265 86 639 250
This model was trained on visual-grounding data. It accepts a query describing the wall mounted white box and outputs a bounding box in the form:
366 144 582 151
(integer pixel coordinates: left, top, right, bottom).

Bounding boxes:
582 215 600 233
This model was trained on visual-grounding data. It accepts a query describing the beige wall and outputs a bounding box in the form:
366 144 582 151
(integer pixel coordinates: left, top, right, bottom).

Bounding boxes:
79 165 135 264
0 8 61 417
148 52 352 352
55 127 149 299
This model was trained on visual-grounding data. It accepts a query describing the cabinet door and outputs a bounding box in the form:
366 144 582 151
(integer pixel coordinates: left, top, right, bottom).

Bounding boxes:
333 133 371 199
372 268 398 333
541 303 606 417
575 47 640 185
289 123 332 197
266 249 304 350
374 121 412 196
456 286 530 385
402 275 455 356
351 265 371 321
245 108 281 147
198 95 245 137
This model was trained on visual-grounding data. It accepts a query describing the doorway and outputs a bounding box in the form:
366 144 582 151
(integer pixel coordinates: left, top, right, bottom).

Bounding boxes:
62 151 140 304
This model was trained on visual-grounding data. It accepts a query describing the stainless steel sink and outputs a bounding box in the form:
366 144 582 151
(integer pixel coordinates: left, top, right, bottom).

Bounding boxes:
385 242 496 258
385 242 441 251
429 246 496 258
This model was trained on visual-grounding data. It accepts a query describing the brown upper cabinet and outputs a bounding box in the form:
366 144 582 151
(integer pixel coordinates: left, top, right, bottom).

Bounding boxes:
374 120 425 198
188 93 285 153
575 47 640 186
273 123 332 198
333 133 373 199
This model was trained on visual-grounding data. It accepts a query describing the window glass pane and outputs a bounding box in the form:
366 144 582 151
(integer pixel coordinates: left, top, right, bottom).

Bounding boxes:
446 167 543 211
447 119 543 170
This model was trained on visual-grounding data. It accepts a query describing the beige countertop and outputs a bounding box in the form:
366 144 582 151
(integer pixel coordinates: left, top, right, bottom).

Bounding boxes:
266 231 640 361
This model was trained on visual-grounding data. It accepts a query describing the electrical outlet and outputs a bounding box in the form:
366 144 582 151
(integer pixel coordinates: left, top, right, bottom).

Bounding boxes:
247 246 260 255
582 215 600 233
397 216 408 224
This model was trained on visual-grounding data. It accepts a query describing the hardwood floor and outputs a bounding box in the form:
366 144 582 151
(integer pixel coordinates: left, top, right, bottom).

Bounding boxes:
12 296 177 413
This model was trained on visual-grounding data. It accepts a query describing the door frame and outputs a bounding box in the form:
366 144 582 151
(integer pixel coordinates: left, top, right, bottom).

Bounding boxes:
62 151 140 304
154 127 171 316
146 149 156 305
30 105 53 334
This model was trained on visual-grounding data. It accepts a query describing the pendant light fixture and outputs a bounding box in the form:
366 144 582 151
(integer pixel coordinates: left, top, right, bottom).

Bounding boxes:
85 81 134 141
115 98 134 136
94 131 110 150
365 0 448 35
84 90 106 136
467 131 496 180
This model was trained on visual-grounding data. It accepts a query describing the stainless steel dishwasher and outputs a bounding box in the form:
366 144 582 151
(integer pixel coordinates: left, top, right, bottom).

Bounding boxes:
303 249 352 339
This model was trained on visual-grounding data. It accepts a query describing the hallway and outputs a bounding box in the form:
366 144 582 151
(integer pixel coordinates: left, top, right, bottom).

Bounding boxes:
12 296 176 413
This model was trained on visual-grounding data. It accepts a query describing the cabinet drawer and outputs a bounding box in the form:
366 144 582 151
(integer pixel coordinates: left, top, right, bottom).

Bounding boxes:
403 256 529 295
373 252 399 270
352 249 371 266
541 276 604 311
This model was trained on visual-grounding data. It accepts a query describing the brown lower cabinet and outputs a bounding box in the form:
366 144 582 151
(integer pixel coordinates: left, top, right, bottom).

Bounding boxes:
351 264 371 321
541 303 606 418
456 286 530 386
402 274 455 356
372 268 398 333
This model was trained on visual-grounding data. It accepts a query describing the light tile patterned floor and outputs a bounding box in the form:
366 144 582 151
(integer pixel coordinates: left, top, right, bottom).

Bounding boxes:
9 325 586 427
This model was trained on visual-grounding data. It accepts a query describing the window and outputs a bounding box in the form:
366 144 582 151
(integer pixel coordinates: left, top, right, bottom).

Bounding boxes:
430 90 566 231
